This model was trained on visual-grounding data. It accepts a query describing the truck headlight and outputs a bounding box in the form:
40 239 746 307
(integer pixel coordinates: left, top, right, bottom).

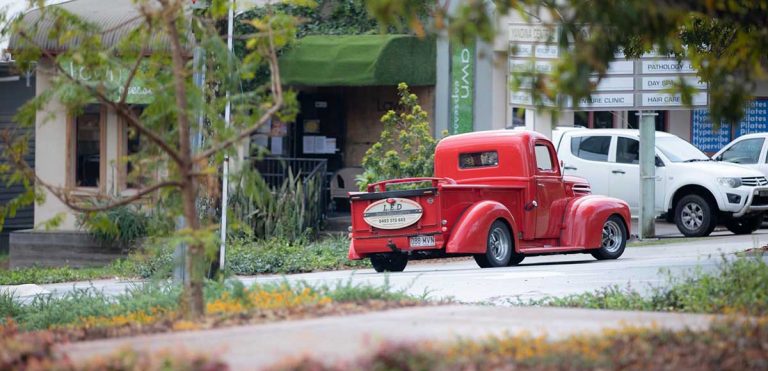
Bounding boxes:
717 177 741 188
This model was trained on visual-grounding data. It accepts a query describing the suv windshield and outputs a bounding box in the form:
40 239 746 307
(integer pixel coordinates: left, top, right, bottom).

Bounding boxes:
656 136 709 162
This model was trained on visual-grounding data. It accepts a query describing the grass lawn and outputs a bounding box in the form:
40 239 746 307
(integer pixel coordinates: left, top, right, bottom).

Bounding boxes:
0 279 429 339
528 255 768 316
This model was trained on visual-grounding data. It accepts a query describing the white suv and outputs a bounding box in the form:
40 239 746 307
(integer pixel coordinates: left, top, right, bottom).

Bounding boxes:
553 128 768 237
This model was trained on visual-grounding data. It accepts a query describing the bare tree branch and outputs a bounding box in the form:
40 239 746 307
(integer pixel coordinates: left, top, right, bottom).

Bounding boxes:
45 180 181 213
0 131 180 213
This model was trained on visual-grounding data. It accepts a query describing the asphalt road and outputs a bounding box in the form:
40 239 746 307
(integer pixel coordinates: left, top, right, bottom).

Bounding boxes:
243 228 766 304
3 222 767 304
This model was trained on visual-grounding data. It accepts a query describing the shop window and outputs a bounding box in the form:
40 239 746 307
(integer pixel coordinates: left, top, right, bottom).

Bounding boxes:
509 108 526 128
71 105 104 188
573 111 614 128
574 112 589 127
628 110 667 131
122 106 146 189
593 111 614 128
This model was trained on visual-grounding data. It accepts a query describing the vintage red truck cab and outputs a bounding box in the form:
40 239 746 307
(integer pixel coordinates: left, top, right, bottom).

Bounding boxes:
348 130 631 272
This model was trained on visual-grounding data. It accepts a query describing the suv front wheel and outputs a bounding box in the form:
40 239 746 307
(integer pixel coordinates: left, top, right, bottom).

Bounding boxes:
674 194 717 237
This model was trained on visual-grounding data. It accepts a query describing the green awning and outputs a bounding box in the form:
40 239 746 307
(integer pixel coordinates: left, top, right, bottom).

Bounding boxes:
279 35 436 87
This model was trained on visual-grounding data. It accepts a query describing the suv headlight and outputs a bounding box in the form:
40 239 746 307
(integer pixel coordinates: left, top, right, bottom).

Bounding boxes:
717 177 742 188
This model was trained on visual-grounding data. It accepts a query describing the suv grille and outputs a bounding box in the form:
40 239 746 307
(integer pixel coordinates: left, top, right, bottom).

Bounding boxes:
741 177 768 187
572 184 592 196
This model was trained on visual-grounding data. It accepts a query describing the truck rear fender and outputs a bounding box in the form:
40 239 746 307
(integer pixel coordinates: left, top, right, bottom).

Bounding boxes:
561 196 631 248
446 201 519 254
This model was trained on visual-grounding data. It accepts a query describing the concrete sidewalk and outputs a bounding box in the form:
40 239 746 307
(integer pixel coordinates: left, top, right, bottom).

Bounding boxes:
61 305 716 369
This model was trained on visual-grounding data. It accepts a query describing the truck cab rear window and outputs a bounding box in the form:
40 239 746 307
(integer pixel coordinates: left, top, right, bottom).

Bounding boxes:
459 151 499 168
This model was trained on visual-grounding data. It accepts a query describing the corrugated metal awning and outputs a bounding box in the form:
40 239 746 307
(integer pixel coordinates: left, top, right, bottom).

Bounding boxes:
8 0 174 53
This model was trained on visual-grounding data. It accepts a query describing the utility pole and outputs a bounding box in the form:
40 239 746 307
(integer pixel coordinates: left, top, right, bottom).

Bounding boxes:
638 111 658 239
219 0 234 272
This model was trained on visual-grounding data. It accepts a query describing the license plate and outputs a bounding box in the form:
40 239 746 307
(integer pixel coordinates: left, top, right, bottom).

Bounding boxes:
409 235 435 247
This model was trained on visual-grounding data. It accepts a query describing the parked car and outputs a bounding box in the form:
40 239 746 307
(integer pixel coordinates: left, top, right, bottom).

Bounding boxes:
347 130 631 272
713 133 768 177
553 128 768 237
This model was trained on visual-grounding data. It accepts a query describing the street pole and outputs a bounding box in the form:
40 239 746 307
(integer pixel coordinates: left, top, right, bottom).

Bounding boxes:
638 111 658 239
219 0 234 272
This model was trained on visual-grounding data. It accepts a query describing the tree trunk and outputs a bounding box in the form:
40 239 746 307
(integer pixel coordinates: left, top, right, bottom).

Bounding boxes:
180 178 205 319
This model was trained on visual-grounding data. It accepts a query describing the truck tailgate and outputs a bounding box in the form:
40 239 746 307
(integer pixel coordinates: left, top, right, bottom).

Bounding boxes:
349 187 444 253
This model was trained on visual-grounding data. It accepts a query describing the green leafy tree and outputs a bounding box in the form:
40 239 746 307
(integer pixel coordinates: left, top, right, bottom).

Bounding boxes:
0 0 310 318
357 83 439 191
367 0 768 126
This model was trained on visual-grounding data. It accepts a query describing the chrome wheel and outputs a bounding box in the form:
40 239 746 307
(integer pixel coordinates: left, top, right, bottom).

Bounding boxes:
681 202 704 230
489 226 510 262
601 219 623 253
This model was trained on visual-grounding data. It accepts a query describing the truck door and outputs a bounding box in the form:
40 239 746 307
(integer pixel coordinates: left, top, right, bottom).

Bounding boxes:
533 141 567 239
611 136 666 215
561 134 614 197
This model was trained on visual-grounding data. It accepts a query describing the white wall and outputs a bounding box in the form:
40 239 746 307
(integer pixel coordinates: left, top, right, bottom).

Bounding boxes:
34 58 122 230
34 59 75 229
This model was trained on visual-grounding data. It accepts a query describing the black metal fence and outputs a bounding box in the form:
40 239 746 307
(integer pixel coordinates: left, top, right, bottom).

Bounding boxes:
249 157 329 232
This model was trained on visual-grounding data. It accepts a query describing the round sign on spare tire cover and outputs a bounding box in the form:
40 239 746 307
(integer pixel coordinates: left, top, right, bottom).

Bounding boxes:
363 198 424 229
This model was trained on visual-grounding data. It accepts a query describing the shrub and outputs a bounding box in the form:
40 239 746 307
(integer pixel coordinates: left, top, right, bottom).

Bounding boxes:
271 319 768 371
226 235 370 275
0 321 226 370
0 265 121 285
117 240 176 279
357 82 441 191
77 205 150 248
229 165 321 241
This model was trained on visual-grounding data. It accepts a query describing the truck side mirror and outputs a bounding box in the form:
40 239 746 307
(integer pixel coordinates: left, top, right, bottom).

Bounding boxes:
655 156 665 167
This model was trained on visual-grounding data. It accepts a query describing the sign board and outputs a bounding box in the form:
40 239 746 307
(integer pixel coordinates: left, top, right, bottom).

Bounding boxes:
691 99 768 152
736 99 768 136
450 40 475 134
363 198 424 230
691 110 731 152
507 23 708 111
62 59 153 104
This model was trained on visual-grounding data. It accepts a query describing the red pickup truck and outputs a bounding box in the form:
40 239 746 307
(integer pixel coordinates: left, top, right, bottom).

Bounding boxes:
348 130 631 272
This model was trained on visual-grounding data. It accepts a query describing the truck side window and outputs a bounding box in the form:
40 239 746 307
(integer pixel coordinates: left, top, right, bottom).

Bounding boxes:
616 137 640 164
571 136 610 162
722 138 764 164
459 151 498 169
534 144 554 171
